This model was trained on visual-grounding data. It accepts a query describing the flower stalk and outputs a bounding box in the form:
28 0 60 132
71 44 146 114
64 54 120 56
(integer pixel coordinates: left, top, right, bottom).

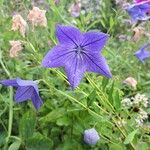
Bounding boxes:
0 57 13 150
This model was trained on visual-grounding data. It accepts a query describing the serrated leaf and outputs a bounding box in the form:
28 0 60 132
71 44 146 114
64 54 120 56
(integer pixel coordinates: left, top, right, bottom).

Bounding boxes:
41 108 66 122
19 111 36 140
0 132 6 147
113 90 121 110
102 78 109 90
88 109 112 127
109 17 114 30
87 89 96 106
108 81 114 104
8 141 21 150
124 129 138 144
137 142 150 150
26 133 53 150
109 143 125 150
56 116 70 126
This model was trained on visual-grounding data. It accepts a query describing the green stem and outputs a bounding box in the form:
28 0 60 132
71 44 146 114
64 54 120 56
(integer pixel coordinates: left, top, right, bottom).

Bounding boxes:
10 136 21 141
0 59 10 77
86 75 136 149
86 75 115 112
0 58 13 150
4 87 13 150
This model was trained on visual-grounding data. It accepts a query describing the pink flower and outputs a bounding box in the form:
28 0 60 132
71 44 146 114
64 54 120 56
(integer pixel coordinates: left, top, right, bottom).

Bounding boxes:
9 40 23 58
123 77 137 89
11 14 27 37
68 0 81 17
27 7 47 27
132 27 145 42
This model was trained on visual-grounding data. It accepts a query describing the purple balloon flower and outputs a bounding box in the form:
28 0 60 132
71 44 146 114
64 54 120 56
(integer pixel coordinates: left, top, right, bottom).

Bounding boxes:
127 2 150 23
84 128 100 145
0 78 43 110
134 43 150 64
42 25 112 89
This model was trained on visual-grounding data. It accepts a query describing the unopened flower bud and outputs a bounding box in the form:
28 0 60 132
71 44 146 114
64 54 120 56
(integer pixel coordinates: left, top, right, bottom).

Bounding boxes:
84 128 100 145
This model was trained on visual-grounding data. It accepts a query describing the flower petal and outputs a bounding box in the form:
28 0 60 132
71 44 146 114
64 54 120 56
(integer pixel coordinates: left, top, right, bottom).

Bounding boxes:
81 31 109 53
84 53 112 78
15 86 34 102
56 24 82 46
42 44 75 68
134 43 150 64
127 3 150 22
31 92 43 110
65 55 86 89
138 3 150 12
16 78 39 93
0 79 18 87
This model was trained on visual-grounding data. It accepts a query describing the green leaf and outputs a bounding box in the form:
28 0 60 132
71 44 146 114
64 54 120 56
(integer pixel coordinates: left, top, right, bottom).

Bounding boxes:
124 129 138 144
40 108 66 122
102 78 109 90
0 132 6 147
8 141 21 150
113 90 121 110
137 142 150 150
56 116 70 126
56 139 82 150
109 143 125 150
109 17 114 31
87 89 96 106
26 133 53 150
19 111 36 140
88 109 112 127
108 81 114 104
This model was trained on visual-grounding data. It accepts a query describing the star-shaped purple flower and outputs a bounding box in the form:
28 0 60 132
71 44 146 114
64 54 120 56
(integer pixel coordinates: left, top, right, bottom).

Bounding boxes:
0 78 43 110
84 128 100 145
134 43 150 64
127 2 150 23
42 25 112 89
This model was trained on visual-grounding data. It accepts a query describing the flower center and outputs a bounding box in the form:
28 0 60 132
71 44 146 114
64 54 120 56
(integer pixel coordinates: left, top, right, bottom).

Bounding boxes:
75 45 83 54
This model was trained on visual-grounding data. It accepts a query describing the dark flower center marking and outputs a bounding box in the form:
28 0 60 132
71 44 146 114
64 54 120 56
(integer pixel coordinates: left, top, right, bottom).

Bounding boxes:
75 45 84 55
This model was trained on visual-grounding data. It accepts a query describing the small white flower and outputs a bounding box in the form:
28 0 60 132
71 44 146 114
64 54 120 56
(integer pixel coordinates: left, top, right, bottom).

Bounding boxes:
132 94 149 107
139 108 148 120
135 118 143 127
135 108 148 127
142 97 148 108
121 98 132 108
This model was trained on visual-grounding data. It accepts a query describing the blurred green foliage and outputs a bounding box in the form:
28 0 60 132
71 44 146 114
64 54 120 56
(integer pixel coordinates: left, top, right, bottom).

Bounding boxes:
0 0 150 150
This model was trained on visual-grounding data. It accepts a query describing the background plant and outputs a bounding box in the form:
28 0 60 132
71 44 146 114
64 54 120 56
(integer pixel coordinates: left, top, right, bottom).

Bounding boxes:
0 0 150 150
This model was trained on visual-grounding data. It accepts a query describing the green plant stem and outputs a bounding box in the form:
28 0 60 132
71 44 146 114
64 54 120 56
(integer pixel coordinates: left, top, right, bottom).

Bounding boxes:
86 75 116 112
4 87 13 150
10 136 21 141
85 75 136 149
0 58 13 150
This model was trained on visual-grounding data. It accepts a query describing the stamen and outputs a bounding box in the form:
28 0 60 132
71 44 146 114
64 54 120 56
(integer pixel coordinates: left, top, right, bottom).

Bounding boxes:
75 45 84 54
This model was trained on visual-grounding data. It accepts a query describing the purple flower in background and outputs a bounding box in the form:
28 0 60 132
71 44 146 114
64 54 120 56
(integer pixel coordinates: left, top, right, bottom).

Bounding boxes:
127 2 150 22
135 0 150 5
0 78 43 110
42 25 112 89
134 43 150 64
84 128 100 145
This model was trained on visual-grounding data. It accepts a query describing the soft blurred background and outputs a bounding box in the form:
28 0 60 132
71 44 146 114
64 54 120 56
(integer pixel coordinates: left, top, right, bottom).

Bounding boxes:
0 0 150 149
